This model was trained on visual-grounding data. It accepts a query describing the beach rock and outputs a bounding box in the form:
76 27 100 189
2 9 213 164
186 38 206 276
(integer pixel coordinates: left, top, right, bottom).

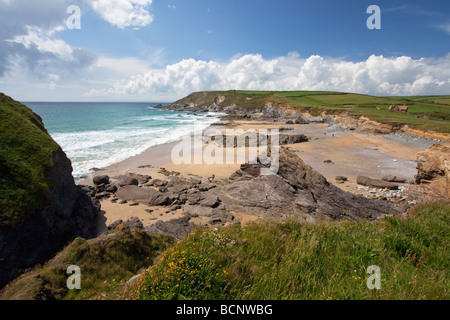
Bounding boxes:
152 179 168 187
302 114 325 123
187 193 202 205
295 116 309 124
381 175 407 183
93 175 110 186
95 191 111 199
272 148 397 220
356 176 399 190
158 168 180 177
116 185 152 201
118 176 139 187
199 195 221 208
147 190 173 206
335 176 348 182
219 174 296 209
279 133 308 145
107 219 123 230
146 217 195 241
105 183 118 193
123 217 144 230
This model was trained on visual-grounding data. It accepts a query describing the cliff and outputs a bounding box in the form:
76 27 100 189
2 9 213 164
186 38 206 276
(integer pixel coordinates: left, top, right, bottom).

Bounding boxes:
0 93 99 289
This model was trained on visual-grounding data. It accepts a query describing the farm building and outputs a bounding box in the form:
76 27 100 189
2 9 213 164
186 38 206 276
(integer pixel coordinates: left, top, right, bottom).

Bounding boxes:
389 104 409 112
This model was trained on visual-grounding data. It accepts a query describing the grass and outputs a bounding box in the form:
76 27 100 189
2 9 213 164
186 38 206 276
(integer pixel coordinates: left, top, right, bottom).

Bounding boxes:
0 93 61 227
174 90 450 134
130 201 449 300
0 226 175 300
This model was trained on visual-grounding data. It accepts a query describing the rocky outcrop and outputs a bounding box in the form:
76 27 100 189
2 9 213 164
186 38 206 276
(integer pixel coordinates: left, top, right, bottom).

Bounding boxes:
410 143 450 199
0 94 100 289
215 148 398 221
0 148 99 289
415 143 450 183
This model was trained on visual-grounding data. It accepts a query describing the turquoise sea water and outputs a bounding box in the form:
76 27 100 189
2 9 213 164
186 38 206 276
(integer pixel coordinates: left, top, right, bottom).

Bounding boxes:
24 102 222 181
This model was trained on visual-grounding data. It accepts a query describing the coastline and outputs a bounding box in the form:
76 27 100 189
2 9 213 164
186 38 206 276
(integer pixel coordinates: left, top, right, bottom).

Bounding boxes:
81 114 440 235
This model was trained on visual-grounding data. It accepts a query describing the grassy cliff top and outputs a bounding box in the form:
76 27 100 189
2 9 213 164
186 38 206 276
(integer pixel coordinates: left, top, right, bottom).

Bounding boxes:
174 90 450 133
0 93 61 227
127 201 449 300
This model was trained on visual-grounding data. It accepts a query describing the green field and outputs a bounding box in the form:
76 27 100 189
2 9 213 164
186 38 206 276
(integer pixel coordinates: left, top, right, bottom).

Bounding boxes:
175 90 450 134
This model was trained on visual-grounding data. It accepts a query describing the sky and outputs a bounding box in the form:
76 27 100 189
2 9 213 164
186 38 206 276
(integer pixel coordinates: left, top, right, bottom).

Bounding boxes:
0 0 449 102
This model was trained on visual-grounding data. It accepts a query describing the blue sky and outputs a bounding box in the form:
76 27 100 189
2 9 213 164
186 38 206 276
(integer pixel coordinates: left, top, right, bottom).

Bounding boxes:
0 0 449 101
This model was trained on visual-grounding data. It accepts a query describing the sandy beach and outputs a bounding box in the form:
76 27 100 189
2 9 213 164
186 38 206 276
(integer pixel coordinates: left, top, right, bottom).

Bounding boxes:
88 118 438 233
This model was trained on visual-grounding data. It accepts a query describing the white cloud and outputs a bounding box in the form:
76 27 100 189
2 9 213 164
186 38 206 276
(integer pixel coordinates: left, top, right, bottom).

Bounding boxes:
168 5 176 9
437 23 450 35
85 53 450 100
90 0 153 29
8 25 72 58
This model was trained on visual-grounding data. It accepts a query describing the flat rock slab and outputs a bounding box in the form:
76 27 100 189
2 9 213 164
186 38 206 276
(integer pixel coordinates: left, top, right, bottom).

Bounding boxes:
115 185 173 205
357 176 399 190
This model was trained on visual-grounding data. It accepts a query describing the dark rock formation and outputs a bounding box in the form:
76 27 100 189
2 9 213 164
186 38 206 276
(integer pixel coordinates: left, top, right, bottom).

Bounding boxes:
215 148 398 221
0 149 99 289
146 217 195 241
115 185 175 206
93 175 110 186
279 133 308 145
118 176 139 187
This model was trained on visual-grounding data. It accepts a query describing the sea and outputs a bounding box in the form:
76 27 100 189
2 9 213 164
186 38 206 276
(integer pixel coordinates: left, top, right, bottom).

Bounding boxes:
24 102 223 182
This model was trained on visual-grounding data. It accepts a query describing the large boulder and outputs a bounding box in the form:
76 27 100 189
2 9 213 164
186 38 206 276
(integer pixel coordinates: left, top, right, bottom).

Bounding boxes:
93 175 110 186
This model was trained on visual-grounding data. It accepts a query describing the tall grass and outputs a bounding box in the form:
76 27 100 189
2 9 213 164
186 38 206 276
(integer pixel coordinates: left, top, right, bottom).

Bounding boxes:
133 201 449 300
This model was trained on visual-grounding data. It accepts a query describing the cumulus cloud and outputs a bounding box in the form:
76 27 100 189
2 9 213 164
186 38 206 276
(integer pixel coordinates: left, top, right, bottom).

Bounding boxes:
85 53 450 99
0 0 99 80
90 0 153 29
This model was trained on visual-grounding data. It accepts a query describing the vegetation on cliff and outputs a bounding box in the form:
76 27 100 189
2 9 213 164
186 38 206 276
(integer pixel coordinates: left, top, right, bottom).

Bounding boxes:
0 225 175 300
126 201 449 300
0 93 61 227
173 90 450 133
